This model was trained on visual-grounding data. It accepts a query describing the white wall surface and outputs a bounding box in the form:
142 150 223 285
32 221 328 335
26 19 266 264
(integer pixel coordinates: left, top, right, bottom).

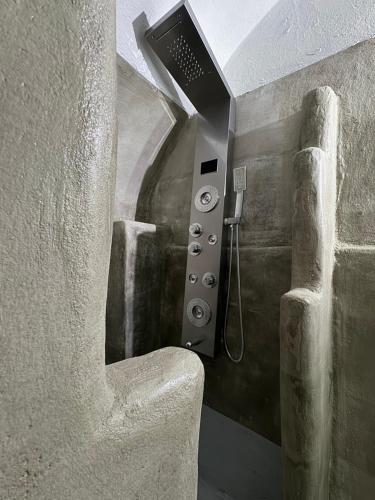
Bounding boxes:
117 0 375 109
226 0 375 97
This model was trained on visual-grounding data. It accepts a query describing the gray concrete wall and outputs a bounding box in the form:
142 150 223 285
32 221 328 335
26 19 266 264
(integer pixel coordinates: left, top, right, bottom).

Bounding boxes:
0 2 204 499
138 39 375 497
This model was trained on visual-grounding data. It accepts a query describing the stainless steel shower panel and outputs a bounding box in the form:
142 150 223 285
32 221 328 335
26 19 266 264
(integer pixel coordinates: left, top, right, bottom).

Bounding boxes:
145 2 231 111
181 102 234 357
146 1 234 357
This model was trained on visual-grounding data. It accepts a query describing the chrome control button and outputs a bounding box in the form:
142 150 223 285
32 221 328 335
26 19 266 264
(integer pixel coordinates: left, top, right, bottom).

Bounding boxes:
187 298 211 327
202 272 217 288
192 305 204 319
188 242 202 256
208 234 218 245
188 273 198 284
194 185 219 213
185 338 204 348
189 223 203 237
200 192 212 205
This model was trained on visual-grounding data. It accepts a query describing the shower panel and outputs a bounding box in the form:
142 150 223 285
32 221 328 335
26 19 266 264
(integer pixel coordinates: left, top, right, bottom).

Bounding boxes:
146 1 234 357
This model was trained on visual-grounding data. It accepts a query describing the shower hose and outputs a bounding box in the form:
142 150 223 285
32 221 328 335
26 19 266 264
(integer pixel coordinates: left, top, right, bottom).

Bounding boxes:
223 223 245 363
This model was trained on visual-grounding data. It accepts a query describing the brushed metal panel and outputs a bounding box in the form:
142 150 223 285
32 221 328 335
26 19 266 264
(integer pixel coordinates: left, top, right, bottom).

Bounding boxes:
146 1 234 357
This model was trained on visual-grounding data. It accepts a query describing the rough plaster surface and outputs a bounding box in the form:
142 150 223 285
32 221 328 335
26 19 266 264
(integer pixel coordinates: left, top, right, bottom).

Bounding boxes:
116 54 185 220
0 2 204 499
225 0 375 97
108 60 195 369
332 248 375 499
280 87 338 499
233 43 375 498
106 220 166 363
132 40 375 498
235 40 375 246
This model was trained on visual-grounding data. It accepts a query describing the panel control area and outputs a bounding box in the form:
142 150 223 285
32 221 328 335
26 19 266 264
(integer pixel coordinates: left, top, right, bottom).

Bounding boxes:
181 98 234 358
182 171 229 355
183 195 224 356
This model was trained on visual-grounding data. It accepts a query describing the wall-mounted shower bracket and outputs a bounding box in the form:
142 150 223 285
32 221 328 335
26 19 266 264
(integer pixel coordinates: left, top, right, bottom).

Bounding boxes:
146 1 235 357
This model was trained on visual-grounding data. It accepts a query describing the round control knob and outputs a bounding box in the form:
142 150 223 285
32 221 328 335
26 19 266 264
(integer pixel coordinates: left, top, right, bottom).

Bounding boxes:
189 223 203 238
192 305 204 319
194 185 219 213
187 298 211 327
202 272 217 288
188 242 202 256
208 234 218 245
188 273 198 284
200 192 212 205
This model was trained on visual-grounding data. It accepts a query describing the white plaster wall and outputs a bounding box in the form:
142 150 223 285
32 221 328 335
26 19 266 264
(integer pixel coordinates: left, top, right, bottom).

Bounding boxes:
117 0 375 107
226 0 375 97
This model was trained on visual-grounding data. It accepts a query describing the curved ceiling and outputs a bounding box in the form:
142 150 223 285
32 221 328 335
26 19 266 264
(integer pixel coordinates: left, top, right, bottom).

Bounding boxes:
117 0 375 112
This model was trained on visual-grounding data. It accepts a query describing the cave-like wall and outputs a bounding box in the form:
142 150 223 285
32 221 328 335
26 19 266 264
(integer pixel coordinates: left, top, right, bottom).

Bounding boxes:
0 2 204 499
139 39 375 497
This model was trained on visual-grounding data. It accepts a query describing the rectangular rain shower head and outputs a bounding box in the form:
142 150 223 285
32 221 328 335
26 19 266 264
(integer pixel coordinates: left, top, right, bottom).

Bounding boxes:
145 1 232 112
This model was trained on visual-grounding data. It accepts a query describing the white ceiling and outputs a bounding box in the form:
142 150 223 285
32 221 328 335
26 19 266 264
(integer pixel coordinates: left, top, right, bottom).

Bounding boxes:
117 0 375 113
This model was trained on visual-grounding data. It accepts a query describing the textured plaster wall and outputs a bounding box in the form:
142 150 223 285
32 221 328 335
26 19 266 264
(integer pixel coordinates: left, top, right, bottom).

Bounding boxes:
225 0 375 97
136 40 375 497
115 54 185 220
106 220 165 362
117 0 375 108
280 86 339 499
108 58 186 359
0 2 204 499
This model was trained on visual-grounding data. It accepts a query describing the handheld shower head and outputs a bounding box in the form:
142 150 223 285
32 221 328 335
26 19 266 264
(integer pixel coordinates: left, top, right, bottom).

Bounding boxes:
233 166 247 193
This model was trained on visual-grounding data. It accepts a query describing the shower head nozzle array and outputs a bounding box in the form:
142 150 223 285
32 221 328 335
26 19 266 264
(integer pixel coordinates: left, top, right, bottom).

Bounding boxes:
145 1 232 112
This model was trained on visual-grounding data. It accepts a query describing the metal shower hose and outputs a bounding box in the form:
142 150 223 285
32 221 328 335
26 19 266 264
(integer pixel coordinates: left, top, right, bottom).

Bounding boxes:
223 223 244 363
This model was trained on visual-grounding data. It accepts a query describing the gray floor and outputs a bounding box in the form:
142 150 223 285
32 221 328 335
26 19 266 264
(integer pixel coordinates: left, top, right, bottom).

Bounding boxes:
198 405 282 500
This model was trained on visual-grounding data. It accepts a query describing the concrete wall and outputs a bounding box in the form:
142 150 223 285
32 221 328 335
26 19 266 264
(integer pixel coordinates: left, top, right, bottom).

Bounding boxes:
137 39 375 497
0 2 204 499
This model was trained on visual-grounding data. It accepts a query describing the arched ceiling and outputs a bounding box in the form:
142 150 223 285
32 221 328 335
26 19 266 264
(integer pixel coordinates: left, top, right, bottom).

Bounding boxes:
117 0 375 113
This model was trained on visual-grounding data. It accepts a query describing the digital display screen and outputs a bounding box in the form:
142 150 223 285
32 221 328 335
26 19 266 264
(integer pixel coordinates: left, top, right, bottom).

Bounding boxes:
201 158 218 175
